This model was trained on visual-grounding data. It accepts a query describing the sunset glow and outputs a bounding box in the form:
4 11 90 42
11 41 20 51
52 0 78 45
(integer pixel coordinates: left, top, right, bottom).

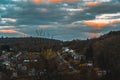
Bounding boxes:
84 19 120 30
86 32 102 38
33 0 79 4
50 0 63 3
34 0 43 4
85 2 102 7
0 30 17 34
84 20 109 30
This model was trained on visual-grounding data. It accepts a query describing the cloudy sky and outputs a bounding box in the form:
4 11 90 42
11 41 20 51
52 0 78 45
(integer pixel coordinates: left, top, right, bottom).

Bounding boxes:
0 0 120 41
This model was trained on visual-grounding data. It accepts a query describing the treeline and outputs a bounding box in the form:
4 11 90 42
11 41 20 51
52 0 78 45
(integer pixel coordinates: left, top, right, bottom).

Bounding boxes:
0 37 63 52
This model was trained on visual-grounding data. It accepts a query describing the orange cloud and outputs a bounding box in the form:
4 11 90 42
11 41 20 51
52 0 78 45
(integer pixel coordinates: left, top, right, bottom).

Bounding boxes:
0 29 30 37
34 0 43 4
86 33 103 38
50 0 63 3
0 30 17 34
84 19 120 30
84 20 109 30
86 2 102 7
33 0 79 4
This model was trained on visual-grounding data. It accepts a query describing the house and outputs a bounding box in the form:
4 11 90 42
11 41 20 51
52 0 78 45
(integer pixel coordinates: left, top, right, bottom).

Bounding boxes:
71 54 86 62
69 49 74 53
97 70 107 77
63 47 70 53
87 61 93 67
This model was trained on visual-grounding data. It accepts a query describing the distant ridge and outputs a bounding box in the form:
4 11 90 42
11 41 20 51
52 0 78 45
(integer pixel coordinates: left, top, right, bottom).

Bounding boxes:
0 37 63 52
0 30 120 52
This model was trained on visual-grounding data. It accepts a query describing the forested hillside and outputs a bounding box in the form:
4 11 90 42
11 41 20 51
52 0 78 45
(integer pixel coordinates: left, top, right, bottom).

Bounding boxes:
64 31 120 80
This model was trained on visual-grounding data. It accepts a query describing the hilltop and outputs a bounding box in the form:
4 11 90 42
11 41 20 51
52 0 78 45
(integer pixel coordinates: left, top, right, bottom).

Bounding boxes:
0 37 63 52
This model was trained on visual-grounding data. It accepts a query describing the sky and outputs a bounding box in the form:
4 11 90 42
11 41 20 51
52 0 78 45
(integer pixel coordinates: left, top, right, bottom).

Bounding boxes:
0 0 120 41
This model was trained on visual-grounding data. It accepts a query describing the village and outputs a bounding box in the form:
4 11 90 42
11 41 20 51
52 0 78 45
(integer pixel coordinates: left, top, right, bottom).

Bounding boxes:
0 46 107 80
